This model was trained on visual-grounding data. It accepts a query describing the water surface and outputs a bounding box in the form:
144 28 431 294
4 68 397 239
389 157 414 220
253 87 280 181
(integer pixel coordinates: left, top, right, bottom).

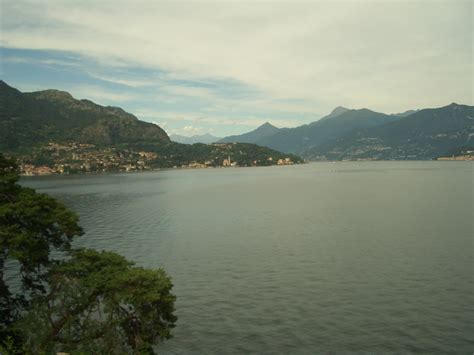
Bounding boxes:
23 162 473 353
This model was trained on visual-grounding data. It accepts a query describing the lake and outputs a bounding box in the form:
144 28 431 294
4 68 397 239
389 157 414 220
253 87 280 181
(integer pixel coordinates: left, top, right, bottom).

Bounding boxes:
22 161 473 353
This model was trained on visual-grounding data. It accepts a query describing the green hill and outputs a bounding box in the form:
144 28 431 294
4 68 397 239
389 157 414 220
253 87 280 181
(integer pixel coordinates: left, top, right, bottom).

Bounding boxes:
0 80 170 151
304 103 474 160
258 107 399 154
218 122 280 144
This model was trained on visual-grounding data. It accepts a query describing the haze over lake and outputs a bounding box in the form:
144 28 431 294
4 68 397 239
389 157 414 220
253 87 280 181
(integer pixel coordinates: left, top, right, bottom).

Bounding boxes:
22 162 473 353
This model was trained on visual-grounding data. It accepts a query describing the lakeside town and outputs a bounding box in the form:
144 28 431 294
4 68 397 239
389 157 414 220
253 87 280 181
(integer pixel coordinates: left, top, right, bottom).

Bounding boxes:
13 141 472 176
15 142 296 176
436 154 474 161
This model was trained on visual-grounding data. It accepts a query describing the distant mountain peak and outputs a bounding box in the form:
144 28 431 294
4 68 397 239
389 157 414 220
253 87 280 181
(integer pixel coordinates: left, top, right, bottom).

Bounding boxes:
330 106 350 115
391 109 418 118
317 106 351 123
170 133 221 144
254 122 279 134
259 121 277 129
218 121 280 144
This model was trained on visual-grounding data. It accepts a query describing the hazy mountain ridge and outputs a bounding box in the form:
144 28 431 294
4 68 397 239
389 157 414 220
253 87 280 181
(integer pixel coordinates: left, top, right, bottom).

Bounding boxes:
217 107 400 155
316 106 350 123
218 122 280 144
253 108 399 155
391 109 419 118
218 103 473 160
304 103 474 160
170 133 221 144
3 80 471 163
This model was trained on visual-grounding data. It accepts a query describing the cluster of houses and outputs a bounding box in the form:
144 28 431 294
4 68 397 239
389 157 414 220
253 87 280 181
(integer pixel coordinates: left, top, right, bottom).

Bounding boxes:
222 156 238 167
18 142 160 175
16 142 297 175
277 157 294 165
437 154 474 161
20 164 56 176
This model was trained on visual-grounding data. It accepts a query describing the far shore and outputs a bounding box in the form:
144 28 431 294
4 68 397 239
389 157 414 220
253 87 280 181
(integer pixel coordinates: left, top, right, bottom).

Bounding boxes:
19 159 473 178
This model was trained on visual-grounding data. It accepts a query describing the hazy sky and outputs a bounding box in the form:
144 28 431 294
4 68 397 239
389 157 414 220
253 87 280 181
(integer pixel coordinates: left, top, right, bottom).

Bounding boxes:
1 0 472 136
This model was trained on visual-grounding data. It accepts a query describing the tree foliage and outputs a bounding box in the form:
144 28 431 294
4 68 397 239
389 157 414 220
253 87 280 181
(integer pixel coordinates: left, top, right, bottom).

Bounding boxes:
18 249 177 354
0 153 83 339
0 154 177 353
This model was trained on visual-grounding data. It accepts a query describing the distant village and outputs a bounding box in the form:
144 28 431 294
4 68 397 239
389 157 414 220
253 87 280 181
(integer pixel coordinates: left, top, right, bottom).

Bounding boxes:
311 137 474 161
17 142 295 176
437 155 474 161
14 139 472 176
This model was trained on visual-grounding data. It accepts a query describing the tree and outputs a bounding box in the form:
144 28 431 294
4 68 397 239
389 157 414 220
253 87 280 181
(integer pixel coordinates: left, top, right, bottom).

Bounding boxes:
18 249 177 354
0 154 177 353
0 154 83 340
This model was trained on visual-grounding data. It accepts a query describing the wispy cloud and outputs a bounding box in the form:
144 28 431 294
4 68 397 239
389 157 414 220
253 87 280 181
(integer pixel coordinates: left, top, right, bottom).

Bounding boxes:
2 55 80 68
182 125 203 136
160 85 217 99
134 108 297 128
69 84 138 103
1 0 472 136
2 0 472 113
87 73 157 88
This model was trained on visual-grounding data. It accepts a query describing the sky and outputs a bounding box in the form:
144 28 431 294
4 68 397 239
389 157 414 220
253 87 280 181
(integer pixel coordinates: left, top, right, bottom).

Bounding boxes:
0 0 472 137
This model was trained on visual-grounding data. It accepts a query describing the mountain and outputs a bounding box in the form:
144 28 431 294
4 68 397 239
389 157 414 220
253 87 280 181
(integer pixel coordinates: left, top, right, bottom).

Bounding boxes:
0 81 303 172
0 80 170 151
391 109 419 118
304 103 474 160
317 106 350 122
170 133 221 144
218 122 280 144
258 108 399 155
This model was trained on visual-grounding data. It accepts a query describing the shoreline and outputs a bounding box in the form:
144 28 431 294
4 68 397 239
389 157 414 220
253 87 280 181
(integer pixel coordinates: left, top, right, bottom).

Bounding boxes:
19 159 473 178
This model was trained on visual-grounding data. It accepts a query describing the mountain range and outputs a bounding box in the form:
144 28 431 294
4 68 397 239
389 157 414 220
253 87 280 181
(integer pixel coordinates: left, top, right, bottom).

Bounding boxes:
170 133 221 144
218 122 280 144
218 104 474 160
2 79 472 163
0 80 303 169
309 103 474 160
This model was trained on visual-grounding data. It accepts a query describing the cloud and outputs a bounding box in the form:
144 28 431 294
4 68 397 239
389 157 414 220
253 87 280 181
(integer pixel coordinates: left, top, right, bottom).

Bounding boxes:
1 0 472 114
160 85 216 99
165 125 203 136
167 124 214 136
68 84 138 103
134 109 190 123
182 125 203 135
87 73 157 88
133 108 298 128
2 55 80 68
